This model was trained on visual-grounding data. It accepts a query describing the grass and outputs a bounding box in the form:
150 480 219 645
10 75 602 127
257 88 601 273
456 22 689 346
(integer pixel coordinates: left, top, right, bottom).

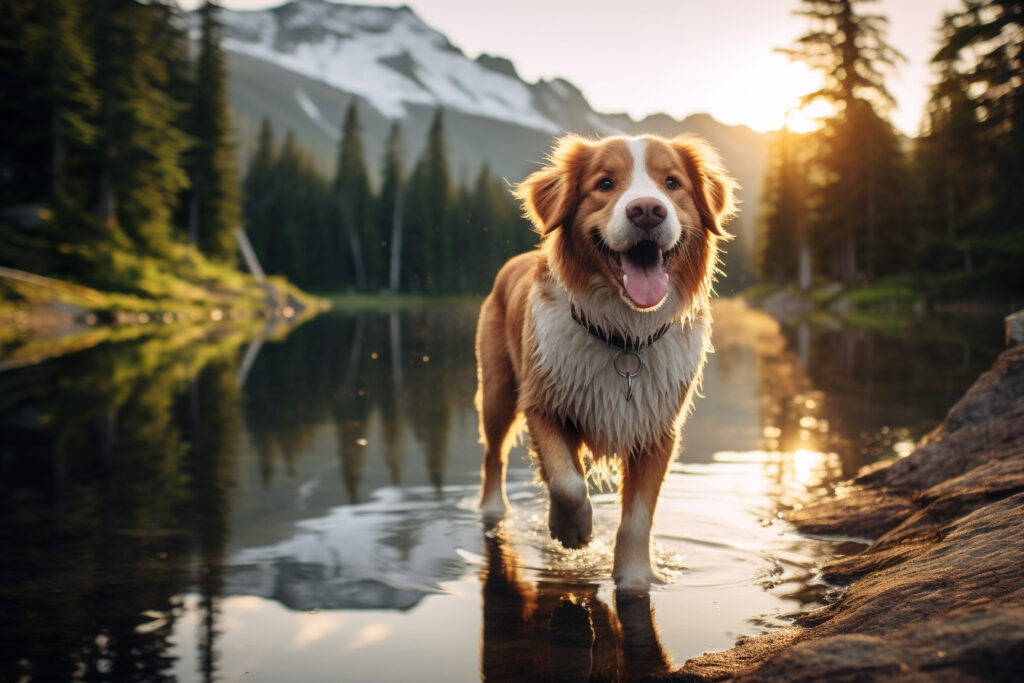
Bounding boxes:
1 241 322 322
319 291 484 310
0 239 325 370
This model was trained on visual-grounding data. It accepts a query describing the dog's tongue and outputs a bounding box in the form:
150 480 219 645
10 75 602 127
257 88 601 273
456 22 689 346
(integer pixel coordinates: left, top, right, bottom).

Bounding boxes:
621 251 668 309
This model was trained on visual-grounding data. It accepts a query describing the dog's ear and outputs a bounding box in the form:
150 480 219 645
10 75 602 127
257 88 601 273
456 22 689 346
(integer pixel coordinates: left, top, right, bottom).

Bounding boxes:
514 136 589 234
672 136 739 237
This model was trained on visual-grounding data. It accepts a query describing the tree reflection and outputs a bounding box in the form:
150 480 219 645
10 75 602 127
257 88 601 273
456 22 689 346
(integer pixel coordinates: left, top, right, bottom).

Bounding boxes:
0 325 251 681
242 306 477 496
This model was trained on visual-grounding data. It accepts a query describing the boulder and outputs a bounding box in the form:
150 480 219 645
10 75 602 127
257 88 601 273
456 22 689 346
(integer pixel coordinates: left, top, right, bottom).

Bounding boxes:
669 345 1024 681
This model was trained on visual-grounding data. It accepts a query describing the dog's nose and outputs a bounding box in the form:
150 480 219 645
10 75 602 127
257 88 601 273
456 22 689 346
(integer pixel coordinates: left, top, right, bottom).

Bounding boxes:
626 198 667 230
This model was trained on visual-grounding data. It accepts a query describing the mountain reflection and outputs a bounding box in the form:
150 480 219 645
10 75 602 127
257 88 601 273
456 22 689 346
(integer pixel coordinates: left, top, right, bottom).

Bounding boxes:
0 302 1004 681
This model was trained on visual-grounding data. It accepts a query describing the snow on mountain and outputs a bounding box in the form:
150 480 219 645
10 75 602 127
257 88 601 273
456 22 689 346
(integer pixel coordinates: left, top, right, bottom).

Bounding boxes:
294 87 339 139
206 0 562 132
193 0 767 290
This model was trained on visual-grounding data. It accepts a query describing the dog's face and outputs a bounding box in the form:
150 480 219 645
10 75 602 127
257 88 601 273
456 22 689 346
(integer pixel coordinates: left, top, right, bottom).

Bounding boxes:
516 135 737 311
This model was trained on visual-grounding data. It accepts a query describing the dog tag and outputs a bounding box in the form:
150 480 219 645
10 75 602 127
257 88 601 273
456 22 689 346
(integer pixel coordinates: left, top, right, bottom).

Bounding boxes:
613 350 643 402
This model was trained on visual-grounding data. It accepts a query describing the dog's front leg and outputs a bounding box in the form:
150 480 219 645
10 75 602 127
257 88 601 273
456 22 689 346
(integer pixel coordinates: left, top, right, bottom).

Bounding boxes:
526 411 592 549
613 440 674 591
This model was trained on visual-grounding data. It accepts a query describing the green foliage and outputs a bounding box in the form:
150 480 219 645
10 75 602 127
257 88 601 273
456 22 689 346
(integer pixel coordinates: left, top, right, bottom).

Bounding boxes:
86 0 193 253
933 1 1024 231
0 0 98 221
760 0 1024 299
333 101 376 289
1 0 258 302
909 1 1024 295
404 109 453 292
378 122 404 293
757 127 807 285
185 1 242 261
779 0 908 285
240 107 533 294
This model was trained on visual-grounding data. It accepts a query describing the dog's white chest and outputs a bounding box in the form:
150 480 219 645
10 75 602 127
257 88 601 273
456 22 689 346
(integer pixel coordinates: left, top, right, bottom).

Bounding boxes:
528 284 709 456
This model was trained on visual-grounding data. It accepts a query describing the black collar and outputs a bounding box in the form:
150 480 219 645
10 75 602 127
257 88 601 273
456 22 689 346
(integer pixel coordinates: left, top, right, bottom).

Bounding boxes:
570 304 676 353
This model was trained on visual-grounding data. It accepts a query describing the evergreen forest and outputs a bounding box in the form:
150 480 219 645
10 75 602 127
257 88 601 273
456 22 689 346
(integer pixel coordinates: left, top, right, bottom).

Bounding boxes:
758 0 1024 298
1 0 1021 306
242 105 536 294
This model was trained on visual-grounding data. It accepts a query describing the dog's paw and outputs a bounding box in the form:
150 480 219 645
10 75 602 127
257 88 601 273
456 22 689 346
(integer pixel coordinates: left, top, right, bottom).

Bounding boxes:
612 563 663 593
480 490 508 524
548 485 593 549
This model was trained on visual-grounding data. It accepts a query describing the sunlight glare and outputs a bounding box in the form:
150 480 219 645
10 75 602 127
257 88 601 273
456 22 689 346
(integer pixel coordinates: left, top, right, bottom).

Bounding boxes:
785 99 838 134
716 55 824 132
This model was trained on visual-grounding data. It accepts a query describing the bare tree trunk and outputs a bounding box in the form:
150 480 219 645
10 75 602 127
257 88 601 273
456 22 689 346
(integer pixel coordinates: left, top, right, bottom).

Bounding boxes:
799 242 812 291
97 161 114 225
388 188 405 293
846 234 858 283
866 167 876 282
189 161 201 246
944 166 955 242
51 96 63 197
338 199 366 289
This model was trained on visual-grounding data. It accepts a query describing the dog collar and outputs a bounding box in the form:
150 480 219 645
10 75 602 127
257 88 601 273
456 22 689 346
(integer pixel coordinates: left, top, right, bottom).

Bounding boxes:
569 304 675 353
570 304 677 402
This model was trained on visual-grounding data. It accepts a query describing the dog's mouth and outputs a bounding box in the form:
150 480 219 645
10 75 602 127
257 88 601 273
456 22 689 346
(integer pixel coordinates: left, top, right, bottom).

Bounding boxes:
595 236 680 309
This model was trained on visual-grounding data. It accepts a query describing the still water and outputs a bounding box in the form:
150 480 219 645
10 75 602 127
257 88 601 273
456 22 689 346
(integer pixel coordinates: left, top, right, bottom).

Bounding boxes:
0 300 1005 681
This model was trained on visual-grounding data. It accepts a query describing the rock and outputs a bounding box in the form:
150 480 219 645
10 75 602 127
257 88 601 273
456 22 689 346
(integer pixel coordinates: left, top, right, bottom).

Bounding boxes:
1007 309 1024 345
667 345 1024 681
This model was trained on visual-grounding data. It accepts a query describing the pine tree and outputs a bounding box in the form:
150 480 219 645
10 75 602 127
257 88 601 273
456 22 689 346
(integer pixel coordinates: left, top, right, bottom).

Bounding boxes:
0 0 97 228
332 101 374 290
780 0 907 283
86 0 192 254
928 1 1024 291
914 21 985 275
242 118 277 268
404 109 451 292
757 125 808 287
186 0 241 261
935 0 1024 231
378 122 405 293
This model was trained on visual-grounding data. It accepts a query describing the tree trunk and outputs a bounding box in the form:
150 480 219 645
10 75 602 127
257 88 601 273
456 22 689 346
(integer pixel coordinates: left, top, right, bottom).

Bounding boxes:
388 188 405 293
189 161 201 246
866 167 876 282
338 199 366 290
50 95 63 197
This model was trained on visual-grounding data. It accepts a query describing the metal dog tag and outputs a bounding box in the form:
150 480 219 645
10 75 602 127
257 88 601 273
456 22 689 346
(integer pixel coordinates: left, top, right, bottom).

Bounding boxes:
613 349 643 402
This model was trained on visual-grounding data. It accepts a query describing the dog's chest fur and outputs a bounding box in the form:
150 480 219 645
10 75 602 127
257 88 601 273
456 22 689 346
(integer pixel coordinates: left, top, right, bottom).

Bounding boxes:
527 279 709 457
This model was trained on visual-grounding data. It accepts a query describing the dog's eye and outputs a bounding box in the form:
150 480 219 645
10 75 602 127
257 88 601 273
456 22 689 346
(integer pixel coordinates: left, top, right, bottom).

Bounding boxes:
597 177 613 191
666 176 680 190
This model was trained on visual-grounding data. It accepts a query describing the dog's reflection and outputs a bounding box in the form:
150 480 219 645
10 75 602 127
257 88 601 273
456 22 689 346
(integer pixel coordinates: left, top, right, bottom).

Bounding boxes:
480 525 670 682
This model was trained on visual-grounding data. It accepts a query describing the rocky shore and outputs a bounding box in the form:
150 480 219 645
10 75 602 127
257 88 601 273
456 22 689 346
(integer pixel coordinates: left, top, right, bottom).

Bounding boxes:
668 336 1024 680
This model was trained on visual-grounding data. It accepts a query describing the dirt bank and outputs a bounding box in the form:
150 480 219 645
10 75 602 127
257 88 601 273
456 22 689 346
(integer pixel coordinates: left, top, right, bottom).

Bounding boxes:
668 343 1024 681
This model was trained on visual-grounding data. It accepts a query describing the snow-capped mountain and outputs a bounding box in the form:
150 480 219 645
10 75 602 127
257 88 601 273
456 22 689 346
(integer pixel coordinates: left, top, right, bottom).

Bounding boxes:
211 0 562 132
190 0 767 290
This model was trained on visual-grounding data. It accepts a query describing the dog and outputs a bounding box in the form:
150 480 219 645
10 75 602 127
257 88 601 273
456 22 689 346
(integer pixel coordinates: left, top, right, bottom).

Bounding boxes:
475 133 737 590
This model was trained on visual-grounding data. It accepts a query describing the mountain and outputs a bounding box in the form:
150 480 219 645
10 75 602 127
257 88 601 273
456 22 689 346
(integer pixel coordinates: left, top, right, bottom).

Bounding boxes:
188 0 768 291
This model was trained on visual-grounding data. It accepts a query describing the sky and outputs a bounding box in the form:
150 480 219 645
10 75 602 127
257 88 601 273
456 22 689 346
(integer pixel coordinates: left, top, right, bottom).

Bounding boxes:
181 0 964 136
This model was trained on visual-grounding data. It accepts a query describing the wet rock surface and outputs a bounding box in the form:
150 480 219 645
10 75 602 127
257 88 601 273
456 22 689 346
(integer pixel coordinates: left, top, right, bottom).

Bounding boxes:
668 345 1024 681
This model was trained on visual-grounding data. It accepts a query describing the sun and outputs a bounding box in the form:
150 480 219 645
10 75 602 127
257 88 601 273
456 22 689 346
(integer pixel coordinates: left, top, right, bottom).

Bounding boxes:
711 54 829 133
785 98 838 134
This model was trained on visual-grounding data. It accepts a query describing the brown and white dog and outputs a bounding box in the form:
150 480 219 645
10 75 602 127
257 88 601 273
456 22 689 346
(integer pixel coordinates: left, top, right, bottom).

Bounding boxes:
475 133 737 590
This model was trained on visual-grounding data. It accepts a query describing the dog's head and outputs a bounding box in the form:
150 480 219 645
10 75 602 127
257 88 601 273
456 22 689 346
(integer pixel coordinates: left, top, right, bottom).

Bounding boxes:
515 134 737 313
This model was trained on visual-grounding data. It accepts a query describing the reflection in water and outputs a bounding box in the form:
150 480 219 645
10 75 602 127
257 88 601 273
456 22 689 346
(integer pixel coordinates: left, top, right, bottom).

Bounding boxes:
0 302 1006 681
0 324 254 681
481 523 669 682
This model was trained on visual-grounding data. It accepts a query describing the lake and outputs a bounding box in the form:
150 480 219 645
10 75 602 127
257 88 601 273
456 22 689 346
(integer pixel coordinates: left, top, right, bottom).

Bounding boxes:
0 299 1006 681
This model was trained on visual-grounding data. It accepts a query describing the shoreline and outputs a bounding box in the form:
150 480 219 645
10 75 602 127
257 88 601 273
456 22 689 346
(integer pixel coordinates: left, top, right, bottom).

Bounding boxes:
668 321 1024 680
